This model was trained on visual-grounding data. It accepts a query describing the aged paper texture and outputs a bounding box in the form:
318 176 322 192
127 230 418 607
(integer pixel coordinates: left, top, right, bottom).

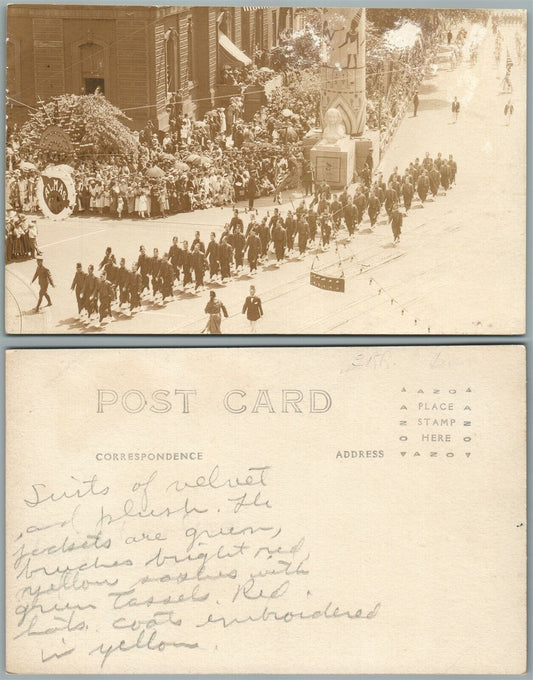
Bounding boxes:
5 346 526 674
5 7 526 335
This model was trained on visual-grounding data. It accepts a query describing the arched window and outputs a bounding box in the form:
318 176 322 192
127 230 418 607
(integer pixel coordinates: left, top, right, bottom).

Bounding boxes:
70 39 110 98
187 17 194 83
165 30 178 93
254 10 264 51
6 37 21 99
80 42 106 94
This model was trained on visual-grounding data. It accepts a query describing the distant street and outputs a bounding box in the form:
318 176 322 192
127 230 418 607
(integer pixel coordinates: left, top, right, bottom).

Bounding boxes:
5 22 525 335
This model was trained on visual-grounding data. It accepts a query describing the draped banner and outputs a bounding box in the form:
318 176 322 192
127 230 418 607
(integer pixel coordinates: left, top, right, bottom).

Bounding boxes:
310 270 345 292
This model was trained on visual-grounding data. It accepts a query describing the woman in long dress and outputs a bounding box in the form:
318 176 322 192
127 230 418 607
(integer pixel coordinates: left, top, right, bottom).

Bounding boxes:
134 185 142 216
204 290 228 334
137 188 148 218
95 181 105 214
143 185 152 218
89 181 99 212
126 185 135 215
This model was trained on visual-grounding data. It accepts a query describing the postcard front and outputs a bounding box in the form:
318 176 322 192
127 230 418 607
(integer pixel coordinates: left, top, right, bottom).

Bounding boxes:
5 346 526 674
5 7 526 335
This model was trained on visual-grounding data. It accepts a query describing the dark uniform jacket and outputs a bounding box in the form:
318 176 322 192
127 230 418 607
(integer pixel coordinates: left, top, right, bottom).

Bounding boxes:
355 193 367 214
71 270 86 293
232 232 245 256
191 251 206 273
245 233 261 258
32 266 54 291
219 241 234 266
258 223 270 248
117 265 130 291
137 252 150 275
130 270 142 293
191 238 205 253
206 240 220 264
343 203 357 225
402 182 414 202
151 256 162 280
417 175 429 195
273 224 287 247
98 278 114 303
181 249 192 274
242 295 263 321
384 189 396 210
229 216 244 233
284 215 295 240
429 168 441 192
83 273 99 300
330 200 343 221
168 244 183 269
367 195 380 216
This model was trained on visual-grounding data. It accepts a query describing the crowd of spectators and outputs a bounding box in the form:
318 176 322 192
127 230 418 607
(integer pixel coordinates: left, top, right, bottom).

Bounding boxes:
366 36 431 132
62 147 458 329
6 65 317 227
5 25 450 261
5 211 40 263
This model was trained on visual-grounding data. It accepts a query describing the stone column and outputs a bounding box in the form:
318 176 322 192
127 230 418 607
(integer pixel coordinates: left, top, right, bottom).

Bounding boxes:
309 8 370 188
320 7 366 137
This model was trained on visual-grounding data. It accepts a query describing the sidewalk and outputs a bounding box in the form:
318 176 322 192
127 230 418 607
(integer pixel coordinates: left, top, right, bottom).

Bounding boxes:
5 267 48 333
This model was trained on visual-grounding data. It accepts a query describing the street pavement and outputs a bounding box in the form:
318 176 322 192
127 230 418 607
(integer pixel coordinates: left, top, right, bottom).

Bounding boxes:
5 22 526 335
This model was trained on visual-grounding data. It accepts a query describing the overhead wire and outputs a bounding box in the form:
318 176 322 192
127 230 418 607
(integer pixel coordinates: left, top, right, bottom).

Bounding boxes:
6 5 423 118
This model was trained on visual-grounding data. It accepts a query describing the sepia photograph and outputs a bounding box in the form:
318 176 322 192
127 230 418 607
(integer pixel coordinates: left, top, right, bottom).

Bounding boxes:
5 6 527 334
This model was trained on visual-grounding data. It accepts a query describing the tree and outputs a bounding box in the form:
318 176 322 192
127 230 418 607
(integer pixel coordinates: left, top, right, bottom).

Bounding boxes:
367 8 490 35
20 93 139 161
270 24 325 71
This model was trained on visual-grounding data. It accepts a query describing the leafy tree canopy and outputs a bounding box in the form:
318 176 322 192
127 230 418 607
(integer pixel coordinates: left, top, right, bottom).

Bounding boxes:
270 24 324 71
367 8 490 33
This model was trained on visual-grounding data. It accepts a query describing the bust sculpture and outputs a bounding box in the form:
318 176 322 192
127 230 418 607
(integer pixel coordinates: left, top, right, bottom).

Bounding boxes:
320 107 347 145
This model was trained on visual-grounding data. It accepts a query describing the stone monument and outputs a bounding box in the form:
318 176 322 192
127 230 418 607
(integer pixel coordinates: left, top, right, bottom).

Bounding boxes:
310 8 367 189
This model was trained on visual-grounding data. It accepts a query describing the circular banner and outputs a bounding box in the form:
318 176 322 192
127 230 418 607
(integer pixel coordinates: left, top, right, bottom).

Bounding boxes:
37 166 77 220
39 125 74 154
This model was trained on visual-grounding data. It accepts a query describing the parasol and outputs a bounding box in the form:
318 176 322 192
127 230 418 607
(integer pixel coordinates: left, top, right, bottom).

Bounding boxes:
174 161 190 172
186 153 202 166
145 166 165 178
19 161 37 171
281 108 293 117
54 164 75 174
199 156 213 168
286 126 298 142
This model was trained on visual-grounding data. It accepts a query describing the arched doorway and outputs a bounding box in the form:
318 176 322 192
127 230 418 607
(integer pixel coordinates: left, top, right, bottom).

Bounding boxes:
80 42 105 94
71 39 110 96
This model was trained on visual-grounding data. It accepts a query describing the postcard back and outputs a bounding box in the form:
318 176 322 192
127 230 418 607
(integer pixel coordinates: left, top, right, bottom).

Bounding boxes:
5 346 526 674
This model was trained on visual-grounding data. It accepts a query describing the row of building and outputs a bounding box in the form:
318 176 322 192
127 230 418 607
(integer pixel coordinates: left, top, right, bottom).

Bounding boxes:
7 4 296 130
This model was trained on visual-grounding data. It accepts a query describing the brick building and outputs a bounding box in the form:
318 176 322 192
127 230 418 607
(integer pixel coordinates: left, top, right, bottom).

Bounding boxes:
6 4 294 130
